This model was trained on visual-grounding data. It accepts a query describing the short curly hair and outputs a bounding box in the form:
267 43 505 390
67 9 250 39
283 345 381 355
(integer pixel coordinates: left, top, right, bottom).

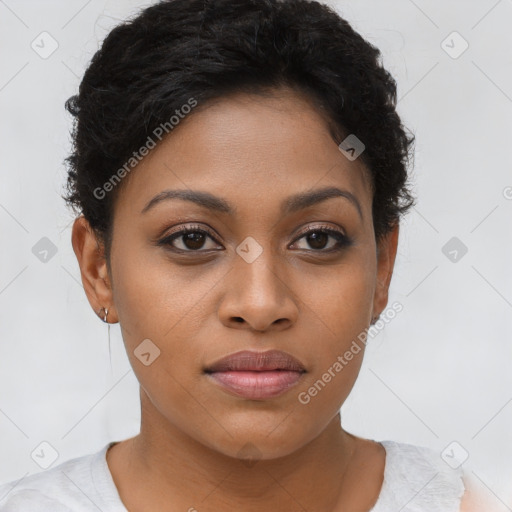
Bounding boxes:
62 0 415 264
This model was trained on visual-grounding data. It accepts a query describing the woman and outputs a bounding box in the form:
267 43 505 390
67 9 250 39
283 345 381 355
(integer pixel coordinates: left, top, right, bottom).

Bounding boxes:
0 0 495 510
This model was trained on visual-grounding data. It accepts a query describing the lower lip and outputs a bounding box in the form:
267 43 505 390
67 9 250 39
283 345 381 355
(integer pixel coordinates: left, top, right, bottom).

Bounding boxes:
206 370 304 399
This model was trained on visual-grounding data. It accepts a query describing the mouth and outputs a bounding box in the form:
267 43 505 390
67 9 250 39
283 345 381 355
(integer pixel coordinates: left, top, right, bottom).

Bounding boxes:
204 349 307 400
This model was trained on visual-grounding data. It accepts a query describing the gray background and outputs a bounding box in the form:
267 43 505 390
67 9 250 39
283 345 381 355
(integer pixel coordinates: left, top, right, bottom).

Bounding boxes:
0 0 511 507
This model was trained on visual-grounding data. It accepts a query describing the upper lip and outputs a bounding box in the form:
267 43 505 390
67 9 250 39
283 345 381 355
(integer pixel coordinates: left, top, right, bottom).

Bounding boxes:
204 349 306 373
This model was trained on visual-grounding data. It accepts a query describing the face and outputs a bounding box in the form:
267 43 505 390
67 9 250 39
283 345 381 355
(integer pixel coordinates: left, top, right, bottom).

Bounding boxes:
73 87 398 460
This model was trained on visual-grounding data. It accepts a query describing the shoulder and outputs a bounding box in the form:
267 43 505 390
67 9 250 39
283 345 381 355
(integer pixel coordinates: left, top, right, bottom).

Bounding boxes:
372 440 465 512
0 444 112 512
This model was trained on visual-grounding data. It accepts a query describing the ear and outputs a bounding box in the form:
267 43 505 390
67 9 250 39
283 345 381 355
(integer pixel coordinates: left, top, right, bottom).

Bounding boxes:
372 223 399 320
71 215 118 323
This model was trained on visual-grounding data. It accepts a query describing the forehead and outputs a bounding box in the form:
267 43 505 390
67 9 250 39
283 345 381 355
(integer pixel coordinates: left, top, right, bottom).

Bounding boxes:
116 88 373 217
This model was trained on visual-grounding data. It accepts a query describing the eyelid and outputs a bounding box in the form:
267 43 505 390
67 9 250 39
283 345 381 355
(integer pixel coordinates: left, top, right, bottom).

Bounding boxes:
292 223 347 240
160 222 345 240
164 223 218 240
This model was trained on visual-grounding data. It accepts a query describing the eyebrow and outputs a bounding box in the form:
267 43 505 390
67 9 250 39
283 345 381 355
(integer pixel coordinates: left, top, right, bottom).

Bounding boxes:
141 186 363 220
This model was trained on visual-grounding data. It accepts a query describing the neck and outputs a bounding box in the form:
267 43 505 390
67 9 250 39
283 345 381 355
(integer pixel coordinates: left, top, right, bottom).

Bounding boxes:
109 389 360 512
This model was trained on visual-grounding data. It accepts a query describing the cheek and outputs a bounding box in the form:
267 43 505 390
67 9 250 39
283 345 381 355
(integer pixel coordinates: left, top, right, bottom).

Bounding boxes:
110 248 214 431
111 243 211 342
293 309 368 422
296 355 363 419
292 259 375 407
110 245 216 393
298 254 376 340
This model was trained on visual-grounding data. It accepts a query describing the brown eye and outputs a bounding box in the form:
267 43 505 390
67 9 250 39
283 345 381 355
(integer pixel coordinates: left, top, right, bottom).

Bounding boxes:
305 231 330 250
291 227 353 252
159 226 221 252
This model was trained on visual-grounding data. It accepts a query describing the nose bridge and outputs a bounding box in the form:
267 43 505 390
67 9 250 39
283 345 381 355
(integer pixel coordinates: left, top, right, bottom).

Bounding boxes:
219 235 298 330
233 235 287 302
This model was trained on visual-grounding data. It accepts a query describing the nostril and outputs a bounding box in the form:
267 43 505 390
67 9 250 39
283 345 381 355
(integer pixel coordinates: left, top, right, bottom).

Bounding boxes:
233 317 244 323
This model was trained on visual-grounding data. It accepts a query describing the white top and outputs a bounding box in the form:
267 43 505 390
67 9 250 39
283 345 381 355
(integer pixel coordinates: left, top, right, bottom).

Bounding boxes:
0 440 465 511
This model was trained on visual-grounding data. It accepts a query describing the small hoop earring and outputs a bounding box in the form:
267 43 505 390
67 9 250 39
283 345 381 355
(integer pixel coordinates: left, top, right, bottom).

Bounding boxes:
99 307 108 323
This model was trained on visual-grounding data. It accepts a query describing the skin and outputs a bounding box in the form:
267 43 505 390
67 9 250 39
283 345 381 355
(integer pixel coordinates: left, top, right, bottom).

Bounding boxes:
72 86 400 511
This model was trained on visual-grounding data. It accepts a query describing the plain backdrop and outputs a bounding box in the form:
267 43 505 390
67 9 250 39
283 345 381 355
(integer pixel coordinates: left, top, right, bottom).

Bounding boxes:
0 0 511 507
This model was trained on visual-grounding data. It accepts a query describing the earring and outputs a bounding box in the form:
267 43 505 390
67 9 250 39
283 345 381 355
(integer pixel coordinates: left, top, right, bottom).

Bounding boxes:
98 307 108 323
98 307 113 373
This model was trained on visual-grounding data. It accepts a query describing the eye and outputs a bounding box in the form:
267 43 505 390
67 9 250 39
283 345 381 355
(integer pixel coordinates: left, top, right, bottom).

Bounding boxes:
158 224 221 252
291 225 353 252
158 223 353 254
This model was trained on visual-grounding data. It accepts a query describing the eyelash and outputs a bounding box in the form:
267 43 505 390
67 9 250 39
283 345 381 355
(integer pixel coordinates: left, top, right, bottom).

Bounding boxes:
158 223 353 254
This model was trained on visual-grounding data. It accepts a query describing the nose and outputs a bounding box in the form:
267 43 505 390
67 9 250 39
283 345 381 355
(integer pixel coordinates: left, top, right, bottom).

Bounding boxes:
218 253 299 333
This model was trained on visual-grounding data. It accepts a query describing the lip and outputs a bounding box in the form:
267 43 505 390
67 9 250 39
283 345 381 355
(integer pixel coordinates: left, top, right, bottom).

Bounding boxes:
204 349 306 372
204 350 306 400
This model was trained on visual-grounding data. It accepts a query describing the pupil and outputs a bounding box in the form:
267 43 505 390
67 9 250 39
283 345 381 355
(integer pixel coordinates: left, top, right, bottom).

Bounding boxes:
184 232 205 250
308 232 328 249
